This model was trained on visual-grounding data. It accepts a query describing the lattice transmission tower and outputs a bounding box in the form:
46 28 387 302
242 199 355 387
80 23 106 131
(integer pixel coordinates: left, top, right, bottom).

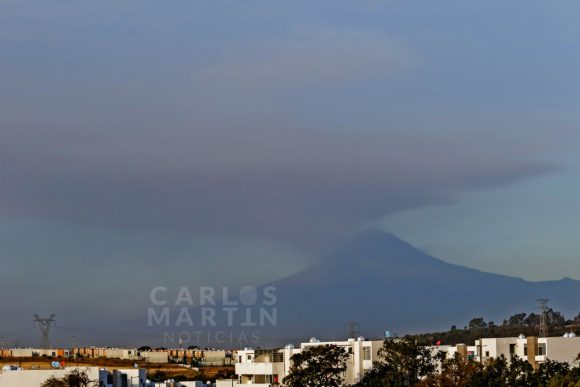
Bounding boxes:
536 299 549 338
33 314 55 349
347 321 360 338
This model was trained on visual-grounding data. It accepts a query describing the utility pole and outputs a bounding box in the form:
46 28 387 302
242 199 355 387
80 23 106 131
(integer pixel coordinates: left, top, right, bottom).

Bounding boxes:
536 299 550 337
33 314 55 350
70 335 76 361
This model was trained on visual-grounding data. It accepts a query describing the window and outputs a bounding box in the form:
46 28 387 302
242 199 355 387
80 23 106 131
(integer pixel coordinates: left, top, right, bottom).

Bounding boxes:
273 352 284 362
524 345 528 356
363 347 371 360
485 351 489 358
538 344 546 356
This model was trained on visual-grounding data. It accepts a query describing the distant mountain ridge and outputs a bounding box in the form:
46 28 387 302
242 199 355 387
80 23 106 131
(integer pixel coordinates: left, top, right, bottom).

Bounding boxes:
101 229 580 348
265 229 580 344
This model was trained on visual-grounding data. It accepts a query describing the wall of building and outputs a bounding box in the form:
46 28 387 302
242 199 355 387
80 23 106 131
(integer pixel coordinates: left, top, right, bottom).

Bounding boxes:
9 349 34 357
444 336 580 368
535 337 579 364
0 366 104 387
201 350 226 366
234 338 383 385
141 351 169 364
474 337 518 362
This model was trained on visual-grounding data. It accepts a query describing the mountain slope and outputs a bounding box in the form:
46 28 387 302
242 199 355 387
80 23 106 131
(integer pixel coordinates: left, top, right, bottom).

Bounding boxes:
266 229 580 342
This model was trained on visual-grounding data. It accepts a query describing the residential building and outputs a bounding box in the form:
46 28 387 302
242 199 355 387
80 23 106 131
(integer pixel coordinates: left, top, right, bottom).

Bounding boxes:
105 348 140 360
235 337 383 386
0 366 148 387
443 334 580 368
0 367 108 387
140 350 169 364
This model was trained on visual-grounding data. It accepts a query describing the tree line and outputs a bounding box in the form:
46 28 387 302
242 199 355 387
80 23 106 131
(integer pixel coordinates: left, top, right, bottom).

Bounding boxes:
283 340 580 387
409 309 580 346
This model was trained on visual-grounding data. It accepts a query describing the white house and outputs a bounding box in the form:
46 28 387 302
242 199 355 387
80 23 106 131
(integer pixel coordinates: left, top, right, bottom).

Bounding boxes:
105 348 140 360
0 367 108 387
443 334 580 368
112 368 148 386
234 337 383 386
0 366 148 387
140 350 170 364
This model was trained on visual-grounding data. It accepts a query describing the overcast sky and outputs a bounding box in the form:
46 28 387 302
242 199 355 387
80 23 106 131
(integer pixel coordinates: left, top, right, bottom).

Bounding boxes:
1 0 580 337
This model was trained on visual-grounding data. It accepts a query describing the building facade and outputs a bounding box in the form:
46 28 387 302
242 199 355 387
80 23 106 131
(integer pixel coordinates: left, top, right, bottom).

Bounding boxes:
235 337 383 386
440 335 580 368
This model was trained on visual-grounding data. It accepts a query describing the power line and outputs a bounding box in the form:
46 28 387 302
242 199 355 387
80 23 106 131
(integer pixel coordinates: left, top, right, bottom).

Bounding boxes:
54 326 161 338
0 327 35 336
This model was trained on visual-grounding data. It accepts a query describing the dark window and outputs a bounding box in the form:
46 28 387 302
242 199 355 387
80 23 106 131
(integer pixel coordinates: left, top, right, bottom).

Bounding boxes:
538 344 546 356
363 347 371 360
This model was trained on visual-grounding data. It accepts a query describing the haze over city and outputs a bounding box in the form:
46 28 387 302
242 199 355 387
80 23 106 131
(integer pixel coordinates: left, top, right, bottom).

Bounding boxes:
1 0 580 347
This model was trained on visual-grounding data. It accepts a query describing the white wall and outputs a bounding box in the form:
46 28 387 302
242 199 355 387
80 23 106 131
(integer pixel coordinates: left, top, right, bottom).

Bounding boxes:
0 366 103 387
234 339 383 385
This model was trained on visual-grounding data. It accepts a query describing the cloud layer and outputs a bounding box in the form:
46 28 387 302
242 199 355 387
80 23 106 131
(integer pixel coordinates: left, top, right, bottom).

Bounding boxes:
1 0 580 337
1 1 578 250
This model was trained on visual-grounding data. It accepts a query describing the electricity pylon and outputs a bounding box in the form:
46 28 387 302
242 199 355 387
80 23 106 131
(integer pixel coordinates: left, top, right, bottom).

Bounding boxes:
33 314 55 349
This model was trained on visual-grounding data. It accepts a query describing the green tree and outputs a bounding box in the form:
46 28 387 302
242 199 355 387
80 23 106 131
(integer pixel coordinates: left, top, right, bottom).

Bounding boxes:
547 366 580 387
467 355 510 386
283 344 348 387
40 369 98 387
546 309 567 327
536 359 570 386
355 339 437 386
506 356 536 387
40 377 67 387
419 353 482 387
507 313 527 326
525 313 541 327
468 318 488 330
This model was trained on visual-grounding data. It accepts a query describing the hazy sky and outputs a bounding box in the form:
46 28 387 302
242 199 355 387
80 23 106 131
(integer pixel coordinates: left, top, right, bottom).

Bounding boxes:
1 0 580 336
